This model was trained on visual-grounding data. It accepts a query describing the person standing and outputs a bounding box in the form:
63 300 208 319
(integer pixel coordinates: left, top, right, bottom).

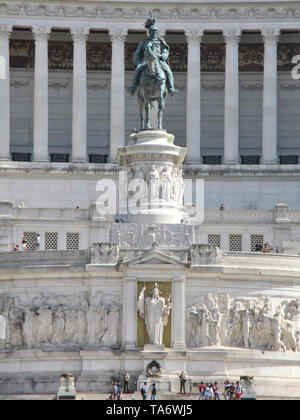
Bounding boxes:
141 382 147 400
198 382 205 400
117 381 123 400
22 235 27 252
179 371 187 394
123 371 130 394
150 383 157 400
36 234 41 251
236 381 243 400
214 382 220 400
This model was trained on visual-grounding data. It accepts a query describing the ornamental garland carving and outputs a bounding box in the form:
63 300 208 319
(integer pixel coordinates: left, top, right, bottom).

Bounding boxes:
2 4 300 21
8 40 300 72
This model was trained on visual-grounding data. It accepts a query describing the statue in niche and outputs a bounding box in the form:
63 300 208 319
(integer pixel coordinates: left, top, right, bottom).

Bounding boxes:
137 283 172 346
147 164 160 202
160 166 172 201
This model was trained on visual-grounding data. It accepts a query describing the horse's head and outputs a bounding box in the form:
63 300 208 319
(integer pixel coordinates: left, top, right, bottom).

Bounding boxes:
144 46 157 76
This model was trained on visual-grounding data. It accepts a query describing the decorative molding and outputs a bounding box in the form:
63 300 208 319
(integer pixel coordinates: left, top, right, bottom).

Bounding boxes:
32 25 51 42
7 39 300 73
0 24 12 40
87 82 108 91
1 4 300 22
10 80 29 88
280 83 300 91
48 81 69 90
241 83 263 91
202 83 224 92
71 27 89 42
109 29 127 43
184 29 203 44
223 29 241 45
262 28 280 47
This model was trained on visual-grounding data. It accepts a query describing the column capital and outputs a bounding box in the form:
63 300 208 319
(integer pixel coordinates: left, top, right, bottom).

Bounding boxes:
262 29 280 45
223 29 241 45
71 27 89 42
32 26 51 42
0 24 12 40
184 29 203 44
109 28 127 43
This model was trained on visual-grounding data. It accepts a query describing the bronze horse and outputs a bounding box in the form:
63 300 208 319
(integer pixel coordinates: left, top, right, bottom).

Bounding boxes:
137 46 168 130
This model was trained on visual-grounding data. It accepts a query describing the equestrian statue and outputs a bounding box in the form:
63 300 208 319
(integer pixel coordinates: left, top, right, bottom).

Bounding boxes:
127 13 177 130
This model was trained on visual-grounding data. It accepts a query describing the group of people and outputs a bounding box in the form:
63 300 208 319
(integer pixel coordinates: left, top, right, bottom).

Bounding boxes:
141 382 157 400
255 240 273 253
108 372 131 400
198 381 242 401
12 234 40 252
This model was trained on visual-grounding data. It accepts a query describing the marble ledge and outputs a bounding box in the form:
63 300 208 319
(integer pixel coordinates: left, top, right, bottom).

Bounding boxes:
1 161 300 177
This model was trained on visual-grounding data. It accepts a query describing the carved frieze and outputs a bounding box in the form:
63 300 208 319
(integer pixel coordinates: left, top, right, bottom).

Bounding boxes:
3 4 300 21
8 40 300 73
187 294 300 353
0 292 121 349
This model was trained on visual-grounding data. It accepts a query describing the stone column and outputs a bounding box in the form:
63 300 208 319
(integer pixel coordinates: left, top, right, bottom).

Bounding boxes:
71 27 89 163
223 30 241 165
123 276 137 349
262 29 280 165
185 30 203 164
171 276 186 350
0 25 12 161
32 26 51 162
109 29 127 162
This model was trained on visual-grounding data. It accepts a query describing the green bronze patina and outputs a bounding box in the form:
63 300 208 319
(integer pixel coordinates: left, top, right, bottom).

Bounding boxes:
127 12 177 130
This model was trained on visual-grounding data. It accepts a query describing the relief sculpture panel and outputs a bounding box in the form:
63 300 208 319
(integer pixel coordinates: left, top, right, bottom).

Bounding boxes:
0 293 121 349
187 294 300 352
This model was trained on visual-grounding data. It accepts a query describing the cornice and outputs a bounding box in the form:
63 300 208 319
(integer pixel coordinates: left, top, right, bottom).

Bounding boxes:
1 3 300 23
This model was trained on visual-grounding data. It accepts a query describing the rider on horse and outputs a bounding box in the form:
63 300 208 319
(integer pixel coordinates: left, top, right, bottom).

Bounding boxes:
127 13 176 97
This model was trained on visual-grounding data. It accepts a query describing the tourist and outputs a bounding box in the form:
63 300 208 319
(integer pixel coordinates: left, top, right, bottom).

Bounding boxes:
214 382 220 400
141 382 147 400
198 381 205 400
236 381 243 400
255 242 263 252
123 371 130 394
35 234 41 251
220 203 226 211
117 381 123 400
150 383 157 400
229 382 236 400
263 241 273 253
113 382 118 400
204 383 210 400
179 371 187 394
22 235 27 252
209 383 214 400
224 380 231 400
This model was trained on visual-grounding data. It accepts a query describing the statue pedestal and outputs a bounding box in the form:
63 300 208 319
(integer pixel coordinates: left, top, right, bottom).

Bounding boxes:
117 129 187 225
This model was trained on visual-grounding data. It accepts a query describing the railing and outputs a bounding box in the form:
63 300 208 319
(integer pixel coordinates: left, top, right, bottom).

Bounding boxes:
204 210 274 224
